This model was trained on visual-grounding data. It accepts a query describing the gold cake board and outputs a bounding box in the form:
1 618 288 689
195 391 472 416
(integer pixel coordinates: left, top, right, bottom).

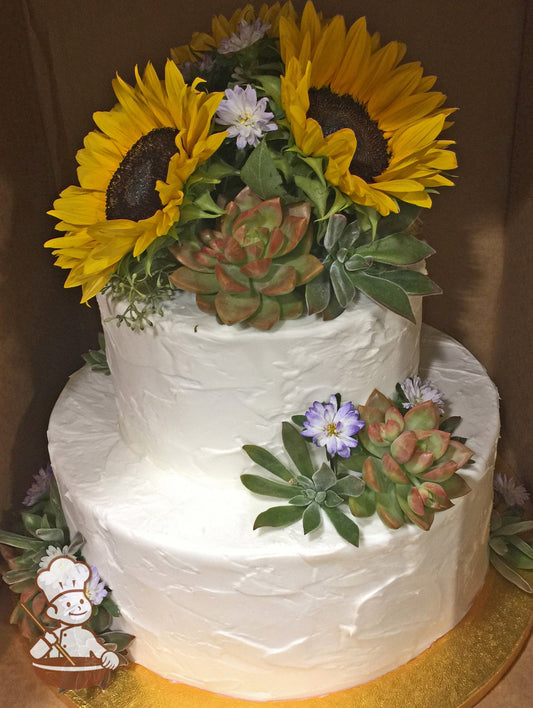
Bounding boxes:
55 566 533 708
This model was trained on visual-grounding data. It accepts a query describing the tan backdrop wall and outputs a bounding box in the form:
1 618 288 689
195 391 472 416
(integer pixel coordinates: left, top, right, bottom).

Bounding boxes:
1 0 532 523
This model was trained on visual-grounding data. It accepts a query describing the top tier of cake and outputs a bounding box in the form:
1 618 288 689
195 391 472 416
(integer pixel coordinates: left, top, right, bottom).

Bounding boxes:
98 291 422 475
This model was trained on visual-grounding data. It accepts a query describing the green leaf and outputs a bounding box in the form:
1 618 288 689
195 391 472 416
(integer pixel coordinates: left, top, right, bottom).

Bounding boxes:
305 270 331 315
282 422 314 478
255 75 282 107
291 414 306 427
101 595 120 618
323 507 360 547
98 631 134 652
312 463 337 491
324 490 344 507
490 551 532 593
241 140 284 199
349 271 416 322
375 269 441 296
240 474 295 499
320 189 353 222
3 567 38 585
489 536 509 555
243 445 294 482
34 527 65 544
302 502 322 534
330 261 356 308
507 535 533 560
338 447 367 474
294 175 328 216
493 521 533 536
376 202 421 237
21 513 44 536
0 530 43 551
331 474 365 498
504 545 533 570
355 233 434 265
253 505 305 529
439 416 462 435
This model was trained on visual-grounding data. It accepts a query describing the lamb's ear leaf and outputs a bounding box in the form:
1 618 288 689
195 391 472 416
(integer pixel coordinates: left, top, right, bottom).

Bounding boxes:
282 422 314 478
324 507 360 547
243 445 294 482
253 505 305 529
240 474 295 499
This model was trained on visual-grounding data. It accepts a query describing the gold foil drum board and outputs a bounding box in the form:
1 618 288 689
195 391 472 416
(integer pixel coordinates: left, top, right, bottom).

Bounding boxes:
57 566 533 708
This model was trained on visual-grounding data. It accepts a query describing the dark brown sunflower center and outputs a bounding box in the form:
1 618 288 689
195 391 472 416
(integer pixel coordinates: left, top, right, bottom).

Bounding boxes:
307 88 390 183
105 127 179 222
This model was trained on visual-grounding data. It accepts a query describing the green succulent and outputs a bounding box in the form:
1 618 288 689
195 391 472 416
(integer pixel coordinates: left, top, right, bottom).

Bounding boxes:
305 211 441 322
489 509 533 593
170 187 323 330
347 389 473 531
241 421 364 546
82 333 110 375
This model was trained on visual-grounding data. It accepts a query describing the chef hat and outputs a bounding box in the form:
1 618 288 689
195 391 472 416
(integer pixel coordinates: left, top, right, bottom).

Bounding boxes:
36 556 90 604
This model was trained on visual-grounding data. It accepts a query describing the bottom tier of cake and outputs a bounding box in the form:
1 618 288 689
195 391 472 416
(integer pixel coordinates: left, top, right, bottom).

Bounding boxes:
48 326 499 701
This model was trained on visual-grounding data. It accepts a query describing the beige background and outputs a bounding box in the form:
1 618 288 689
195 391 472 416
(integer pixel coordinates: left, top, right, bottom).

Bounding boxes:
1 0 532 704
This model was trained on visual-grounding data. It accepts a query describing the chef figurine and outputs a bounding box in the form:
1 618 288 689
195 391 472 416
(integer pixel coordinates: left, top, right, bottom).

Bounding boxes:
30 556 119 670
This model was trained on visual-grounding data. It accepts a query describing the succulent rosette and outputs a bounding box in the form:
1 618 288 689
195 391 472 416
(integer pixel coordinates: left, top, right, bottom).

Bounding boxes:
170 187 322 329
348 389 473 531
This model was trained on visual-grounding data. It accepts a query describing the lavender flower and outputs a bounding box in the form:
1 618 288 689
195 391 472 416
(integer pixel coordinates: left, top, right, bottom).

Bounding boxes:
301 395 364 458
216 85 276 149
180 54 216 82
401 375 445 414
23 464 53 506
494 472 530 508
218 19 270 54
84 566 108 605
39 545 75 571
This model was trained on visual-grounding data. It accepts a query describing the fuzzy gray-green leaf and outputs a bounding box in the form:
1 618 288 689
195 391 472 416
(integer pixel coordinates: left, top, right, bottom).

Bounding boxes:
240 474 295 499
349 271 415 322
330 261 356 308
493 521 533 536
312 463 337 491
305 269 331 315
243 445 294 482
282 422 314 478
34 527 65 544
303 502 322 534
331 474 365 498
0 530 43 551
490 551 533 593
253 505 305 529
324 507 360 547
355 233 434 265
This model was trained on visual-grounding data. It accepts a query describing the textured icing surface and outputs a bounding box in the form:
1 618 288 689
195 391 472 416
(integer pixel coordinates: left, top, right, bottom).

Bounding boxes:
48 325 499 701
97 291 422 476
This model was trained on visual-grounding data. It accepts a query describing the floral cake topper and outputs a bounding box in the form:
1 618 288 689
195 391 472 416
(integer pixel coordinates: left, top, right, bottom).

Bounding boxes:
45 1 454 329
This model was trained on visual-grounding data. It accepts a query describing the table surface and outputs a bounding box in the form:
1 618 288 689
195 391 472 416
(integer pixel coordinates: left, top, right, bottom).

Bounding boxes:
1 582 531 708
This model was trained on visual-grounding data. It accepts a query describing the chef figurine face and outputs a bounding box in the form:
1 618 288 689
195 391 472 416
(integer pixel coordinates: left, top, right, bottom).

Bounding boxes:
47 589 94 626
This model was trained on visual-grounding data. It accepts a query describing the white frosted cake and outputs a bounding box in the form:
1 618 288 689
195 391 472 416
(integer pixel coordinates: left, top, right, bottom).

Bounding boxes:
47 292 499 701
40 4 500 699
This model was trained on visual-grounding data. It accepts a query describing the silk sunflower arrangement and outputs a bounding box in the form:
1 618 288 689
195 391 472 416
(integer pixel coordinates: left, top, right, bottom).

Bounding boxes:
46 1 456 330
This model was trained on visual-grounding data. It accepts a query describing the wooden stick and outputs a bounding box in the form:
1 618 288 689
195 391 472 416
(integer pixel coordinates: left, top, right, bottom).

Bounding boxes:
21 603 76 666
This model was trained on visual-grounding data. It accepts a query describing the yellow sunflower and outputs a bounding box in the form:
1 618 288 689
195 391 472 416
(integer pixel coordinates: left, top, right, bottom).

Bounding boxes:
45 60 226 302
279 2 457 216
170 1 297 64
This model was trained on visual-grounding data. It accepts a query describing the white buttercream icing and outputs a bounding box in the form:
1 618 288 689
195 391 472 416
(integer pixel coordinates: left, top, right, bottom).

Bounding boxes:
97 291 422 476
48 319 499 701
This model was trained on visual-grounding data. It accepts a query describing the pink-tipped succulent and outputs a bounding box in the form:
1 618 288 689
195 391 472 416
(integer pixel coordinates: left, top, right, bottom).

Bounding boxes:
170 187 323 330
348 389 473 531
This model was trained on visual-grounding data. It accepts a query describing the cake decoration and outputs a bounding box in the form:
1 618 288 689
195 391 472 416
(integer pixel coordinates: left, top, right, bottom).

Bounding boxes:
0 2 514 702
0 469 133 689
28 556 120 689
45 0 454 330
242 385 474 540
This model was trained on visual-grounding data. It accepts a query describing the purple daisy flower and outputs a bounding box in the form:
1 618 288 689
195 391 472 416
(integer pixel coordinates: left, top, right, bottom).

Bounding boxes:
85 566 108 606
301 395 364 458
23 463 53 506
215 85 276 149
